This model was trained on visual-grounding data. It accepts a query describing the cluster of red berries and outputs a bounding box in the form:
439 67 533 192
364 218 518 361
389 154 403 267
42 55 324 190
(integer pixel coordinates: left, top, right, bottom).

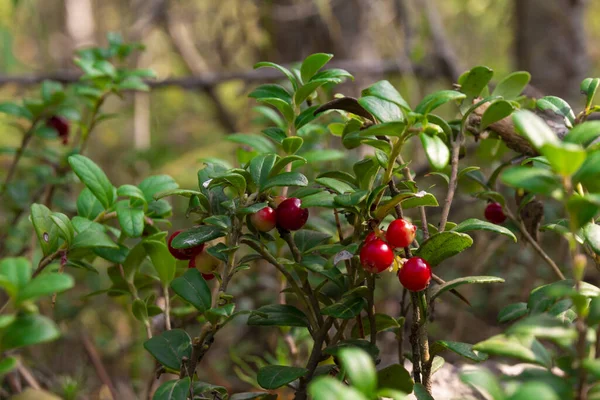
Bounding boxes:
167 230 218 280
484 202 506 224
46 115 70 145
250 197 308 232
360 218 431 292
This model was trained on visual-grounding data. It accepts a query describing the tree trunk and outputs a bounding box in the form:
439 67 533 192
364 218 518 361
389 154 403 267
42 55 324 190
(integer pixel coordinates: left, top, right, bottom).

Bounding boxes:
515 0 588 102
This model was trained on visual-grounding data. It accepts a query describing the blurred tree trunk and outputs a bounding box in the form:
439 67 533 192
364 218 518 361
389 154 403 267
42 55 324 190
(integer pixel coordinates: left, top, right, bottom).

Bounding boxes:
515 0 588 102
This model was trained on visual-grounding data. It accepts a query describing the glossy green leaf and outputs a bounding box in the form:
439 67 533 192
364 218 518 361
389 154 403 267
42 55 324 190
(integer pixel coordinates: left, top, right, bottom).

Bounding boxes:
415 90 466 114
460 369 505 400
584 223 600 255
143 329 192 371
0 257 31 296
507 314 577 344
270 155 306 178
512 110 559 150
430 276 504 301
564 121 600 147
17 273 74 303
257 365 307 389
498 302 528 323
143 240 176 285
227 133 276 154
453 218 516 241
170 268 211 313
413 383 434 400
508 382 559 400
68 155 115 209
282 136 303 155
153 189 203 201
414 231 473 267
76 188 104 219
430 340 488 362
117 184 147 204
308 376 368 400
138 175 179 202
153 378 191 400
339 347 377 396
116 201 145 238
30 203 60 256
301 53 333 82
377 363 413 394
257 98 295 124
473 334 551 368
492 71 531 100
170 225 226 250
481 100 514 130
249 153 278 190
0 314 60 351
262 172 308 191
420 134 450 170
249 84 292 104
459 66 494 99
567 195 600 229
581 77 600 107
70 229 117 250
537 96 575 125
50 212 75 245
322 296 366 319
358 121 406 137
295 79 331 105
501 166 560 195
315 177 354 194
247 304 310 328
254 61 298 91
295 105 319 130
350 313 400 338
358 96 403 123
361 80 410 111
541 142 586 176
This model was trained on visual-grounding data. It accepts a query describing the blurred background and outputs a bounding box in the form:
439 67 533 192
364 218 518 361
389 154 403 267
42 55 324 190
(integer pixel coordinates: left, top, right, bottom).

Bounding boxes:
1 0 600 399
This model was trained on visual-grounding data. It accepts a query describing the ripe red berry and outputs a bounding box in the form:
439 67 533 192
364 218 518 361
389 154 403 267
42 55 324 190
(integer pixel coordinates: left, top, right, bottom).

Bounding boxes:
386 219 416 248
202 273 215 281
360 239 394 273
484 202 506 224
250 206 277 232
398 257 432 292
365 230 385 243
46 116 70 145
168 230 204 260
276 197 309 231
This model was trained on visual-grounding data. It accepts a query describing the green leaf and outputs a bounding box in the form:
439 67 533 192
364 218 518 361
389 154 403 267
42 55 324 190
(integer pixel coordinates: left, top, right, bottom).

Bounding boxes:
567 195 600 229
564 121 600 147
584 223 600 255
323 339 380 360
413 383 435 400
498 302 528 323
492 71 531 100
401 192 439 209
294 230 331 253
170 225 226 250
481 100 514 130
358 96 403 123
351 313 400 338
301 53 333 82
68 155 115 209
0 357 17 376
247 304 310 328
270 155 306 178
209 173 247 196
70 229 117 250
295 105 319 130
295 79 331 106
116 201 145 238
0 257 31 296
132 299 148 322
414 231 473 267
453 218 516 241
315 177 354 194
282 137 303 155
138 175 179 202
308 376 369 400
0 314 60 351
373 192 417 220
311 68 353 82
50 212 75 245
430 276 504 301
170 269 211 313
512 110 559 150
415 90 466 114
117 184 147 204
303 149 345 163
262 172 308 191
257 365 308 389
250 154 278 190
430 340 488 362
227 133 276 154
581 77 600 108
0 102 32 119
541 142 586 176
473 334 551 368
153 189 203 201
460 369 505 400
377 364 413 394
249 84 292 104
77 188 104 219
339 347 377 396
254 61 298 91
420 134 450 170
321 296 366 319
143 240 176 285
459 66 494 99
574 150 600 192
508 382 559 400
30 204 60 256
537 96 575 125
358 121 406 137
17 273 74 303
361 80 410 111
501 166 560 195
507 314 577 344
258 98 295 124
143 329 192 371
153 378 191 400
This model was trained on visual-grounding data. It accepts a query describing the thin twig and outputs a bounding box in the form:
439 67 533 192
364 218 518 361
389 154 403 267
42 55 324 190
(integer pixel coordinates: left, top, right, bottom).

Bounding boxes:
81 332 118 400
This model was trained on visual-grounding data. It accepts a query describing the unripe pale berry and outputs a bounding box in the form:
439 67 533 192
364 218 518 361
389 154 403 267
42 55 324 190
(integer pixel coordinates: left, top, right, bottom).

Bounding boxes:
360 239 394 273
398 257 431 292
484 202 506 224
168 230 204 260
250 206 276 232
386 219 416 248
189 251 220 274
276 198 308 231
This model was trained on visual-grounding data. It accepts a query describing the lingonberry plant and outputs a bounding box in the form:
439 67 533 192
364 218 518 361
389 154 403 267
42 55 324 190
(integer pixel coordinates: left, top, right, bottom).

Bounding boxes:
1 41 600 400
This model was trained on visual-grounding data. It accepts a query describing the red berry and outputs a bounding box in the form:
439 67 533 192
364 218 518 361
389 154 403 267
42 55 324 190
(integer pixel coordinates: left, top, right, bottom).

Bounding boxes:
398 257 432 292
250 206 277 232
360 239 394 273
276 198 309 231
386 219 416 248
484 202 506 224
365 230 386 243
202 273 215 281
46 116 70 145
168 230 204 260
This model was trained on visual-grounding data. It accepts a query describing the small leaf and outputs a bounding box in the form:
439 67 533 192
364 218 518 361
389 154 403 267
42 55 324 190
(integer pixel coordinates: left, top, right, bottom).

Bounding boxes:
338 348 377 396
507 314 577 344
541 142 587 176
50 212 75 245
430 340 488 362
415 90 466 114
498 302 528 323
170 269 211 312
584 223 600 255
414 383 435 400
581 77 600 108
116 201 145 238
460 369 505 400
282 137 303 155
143 240 176 285
138 175 179 202
361 80 410 111
257 365 307 389
258 98 295 124
254 61 298 90
512 110 559 151
501 166 560 195
377 364 413 394
414 231 473 267
420 134 450 170
308 376 368 400
262 172 308 191
453 218 516 241
473 334 551 368
301 53 333 82
71 229 117 250
143 329 192 371
564 121 600 147
459 66 494 99
358 121 406 137
492 71 531 100
227 133 276 154
537 96 575 125
0 102 32 119
358 96 403 123
295 79 331 105
0 314 60 350
249 84 292 104
68 155 115 209
247 304 310 328
170 225 226 250
321 296 366 319
0 257 31 295
430 276 504 301
153 378 191 400
30 204 60 256
17 273 74 303
481 100 514 130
